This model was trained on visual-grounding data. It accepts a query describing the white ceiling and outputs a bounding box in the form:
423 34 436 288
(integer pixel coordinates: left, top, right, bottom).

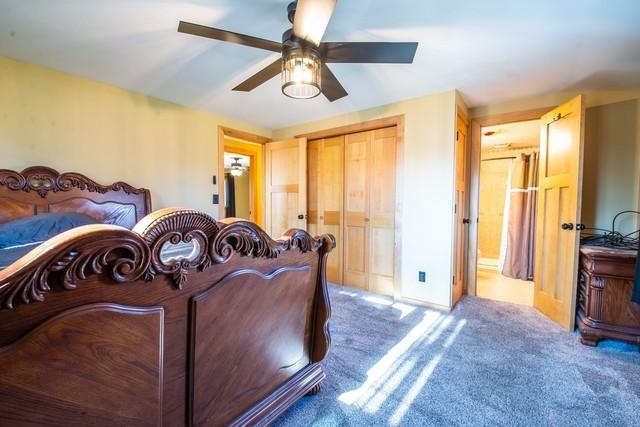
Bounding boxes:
481 119 540 149
1 0 640 129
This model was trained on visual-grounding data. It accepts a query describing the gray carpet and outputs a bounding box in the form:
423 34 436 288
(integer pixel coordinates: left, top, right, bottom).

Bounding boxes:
274 285 640 427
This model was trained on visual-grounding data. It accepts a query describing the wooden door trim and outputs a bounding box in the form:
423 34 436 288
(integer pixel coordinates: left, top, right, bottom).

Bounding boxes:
451 110 469 307
220 126 270 145
217 127 270 220
299 115 404 299
467 107 553 296
295 115 405 140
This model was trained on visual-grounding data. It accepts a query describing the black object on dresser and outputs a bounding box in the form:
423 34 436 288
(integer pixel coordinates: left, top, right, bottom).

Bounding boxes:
576 245 640 351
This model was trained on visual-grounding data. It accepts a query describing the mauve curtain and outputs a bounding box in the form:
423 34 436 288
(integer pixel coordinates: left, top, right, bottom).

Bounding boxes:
502 152 539 281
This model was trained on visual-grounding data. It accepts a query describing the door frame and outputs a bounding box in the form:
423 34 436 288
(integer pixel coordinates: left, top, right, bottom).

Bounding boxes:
466 107 552 296
217 126 270 223
451 109 469 307
295 114 405 299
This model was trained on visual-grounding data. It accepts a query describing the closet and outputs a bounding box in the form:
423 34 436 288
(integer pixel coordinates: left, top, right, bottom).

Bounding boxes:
308 136 344 284
308 126 397 296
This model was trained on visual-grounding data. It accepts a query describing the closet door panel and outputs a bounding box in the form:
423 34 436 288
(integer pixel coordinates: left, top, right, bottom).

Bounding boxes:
307 140 321 237
368 127 396 295
307 137 344 284
321 136 344 284
344 131 371 290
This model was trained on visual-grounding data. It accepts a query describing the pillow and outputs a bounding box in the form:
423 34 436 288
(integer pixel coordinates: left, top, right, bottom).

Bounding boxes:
0 213 98 249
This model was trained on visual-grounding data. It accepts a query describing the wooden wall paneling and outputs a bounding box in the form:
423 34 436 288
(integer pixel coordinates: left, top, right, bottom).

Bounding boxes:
368 127 396 295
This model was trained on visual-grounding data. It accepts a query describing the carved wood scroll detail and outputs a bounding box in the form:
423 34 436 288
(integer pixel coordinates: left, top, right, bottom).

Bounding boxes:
136 209 220 288
0 166 147 198
0 227 150 309
0 208 334 307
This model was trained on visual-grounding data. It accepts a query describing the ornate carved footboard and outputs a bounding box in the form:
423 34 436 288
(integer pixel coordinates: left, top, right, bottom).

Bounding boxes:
0 208 334 427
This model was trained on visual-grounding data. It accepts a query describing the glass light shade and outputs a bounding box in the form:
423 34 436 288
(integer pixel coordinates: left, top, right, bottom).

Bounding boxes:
230 167 243 177
282 49 321 99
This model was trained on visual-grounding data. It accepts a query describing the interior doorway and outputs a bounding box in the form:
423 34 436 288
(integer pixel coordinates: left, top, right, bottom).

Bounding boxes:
476 119 540 306
467 96 586 331
217 126 267 226
223 152 252 219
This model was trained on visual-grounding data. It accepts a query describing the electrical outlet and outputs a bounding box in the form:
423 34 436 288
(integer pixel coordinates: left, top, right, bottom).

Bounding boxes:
418 271 426 283
212 194 219 204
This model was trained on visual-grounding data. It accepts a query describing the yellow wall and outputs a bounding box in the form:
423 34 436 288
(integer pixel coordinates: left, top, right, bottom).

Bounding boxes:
231 169 251 219
470 92 640 236
478 158 510 261
274 90 458 308
0 55 270 218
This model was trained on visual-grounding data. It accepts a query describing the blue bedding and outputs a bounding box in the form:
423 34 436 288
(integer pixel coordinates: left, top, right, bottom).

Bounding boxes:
0 213 98 270
0 242 42 270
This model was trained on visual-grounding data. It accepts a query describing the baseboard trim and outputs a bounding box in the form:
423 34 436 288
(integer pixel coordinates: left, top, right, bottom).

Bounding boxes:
395 296 451 312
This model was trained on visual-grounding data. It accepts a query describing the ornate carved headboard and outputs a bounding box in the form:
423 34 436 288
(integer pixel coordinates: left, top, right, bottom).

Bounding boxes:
0 166 151 229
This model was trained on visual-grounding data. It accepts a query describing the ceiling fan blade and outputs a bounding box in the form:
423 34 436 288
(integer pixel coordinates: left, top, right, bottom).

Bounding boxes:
321 42 418 63
178 21 281 53
233 58 283 92
321 64 347 102
293 0 337 46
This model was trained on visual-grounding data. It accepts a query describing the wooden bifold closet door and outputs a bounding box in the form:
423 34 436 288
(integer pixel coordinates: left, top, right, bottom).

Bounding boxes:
308 136 344 284
307 127 397 295
343 127 396 295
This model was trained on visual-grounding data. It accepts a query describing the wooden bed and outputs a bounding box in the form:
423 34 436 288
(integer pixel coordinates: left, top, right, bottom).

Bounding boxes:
0 167 334 426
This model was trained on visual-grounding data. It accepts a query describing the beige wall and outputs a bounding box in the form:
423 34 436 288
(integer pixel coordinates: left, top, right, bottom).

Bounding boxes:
0 55 270 218
470 92 640 237
582 99 640 234
274 90 458 308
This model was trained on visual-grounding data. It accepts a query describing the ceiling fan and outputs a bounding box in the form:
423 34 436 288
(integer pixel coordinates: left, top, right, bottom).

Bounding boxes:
178 0 418 102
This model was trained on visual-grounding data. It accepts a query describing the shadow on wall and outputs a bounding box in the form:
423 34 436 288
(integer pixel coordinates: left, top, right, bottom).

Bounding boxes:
582 99 640 235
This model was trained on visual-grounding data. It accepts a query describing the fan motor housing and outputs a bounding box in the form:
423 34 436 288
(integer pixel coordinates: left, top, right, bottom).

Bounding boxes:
282 28 319 58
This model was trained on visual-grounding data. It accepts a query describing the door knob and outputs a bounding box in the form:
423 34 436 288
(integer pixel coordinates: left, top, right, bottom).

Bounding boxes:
577 223 586 231
297 214 304 220
561 223 574 230
462 218 470 224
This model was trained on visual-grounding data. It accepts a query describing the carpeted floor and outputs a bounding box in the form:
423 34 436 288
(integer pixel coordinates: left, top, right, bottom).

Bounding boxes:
273 285 640 427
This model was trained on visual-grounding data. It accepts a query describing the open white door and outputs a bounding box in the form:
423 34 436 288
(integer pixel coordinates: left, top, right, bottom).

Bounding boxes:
264 138 307 237
533 95 585 330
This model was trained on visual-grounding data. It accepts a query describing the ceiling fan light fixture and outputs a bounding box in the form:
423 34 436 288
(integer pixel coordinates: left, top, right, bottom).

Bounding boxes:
230 158 244 176
281 48 321 99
